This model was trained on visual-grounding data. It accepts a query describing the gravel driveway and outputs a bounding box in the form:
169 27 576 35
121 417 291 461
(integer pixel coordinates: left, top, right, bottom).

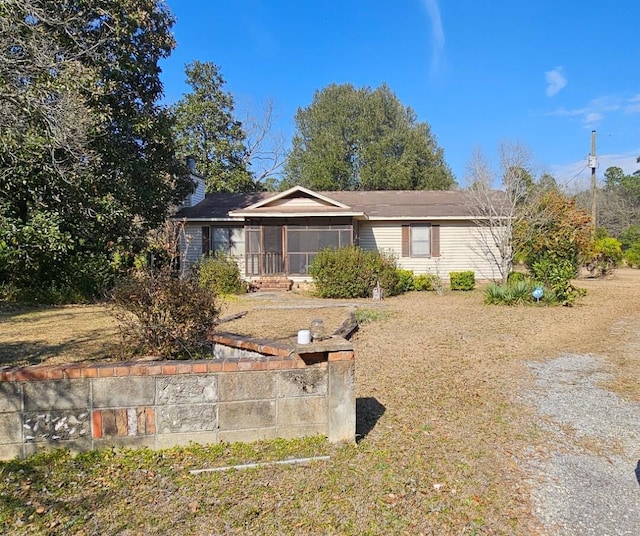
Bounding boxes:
525 353 640 535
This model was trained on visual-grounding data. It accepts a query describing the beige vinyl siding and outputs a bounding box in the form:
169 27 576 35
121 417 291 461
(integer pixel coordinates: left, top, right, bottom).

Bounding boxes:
359 221 502 281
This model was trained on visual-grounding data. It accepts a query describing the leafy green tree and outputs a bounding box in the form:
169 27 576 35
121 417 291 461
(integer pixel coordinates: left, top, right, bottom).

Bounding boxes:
517 190 592 304
538 173 559 192
619 224 640 251
603 166 626 188
604 165 640 205
172 61 256 193
0 0 191 301
282 83 456 191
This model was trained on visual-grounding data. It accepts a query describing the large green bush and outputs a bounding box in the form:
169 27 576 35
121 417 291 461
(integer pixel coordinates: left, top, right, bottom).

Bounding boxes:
589 237 622 276
449 271 475 291
196 253 246 295
0 249 116 305
624 242 640 268
111 267 219 359
309 246 400 299
529 254 585 305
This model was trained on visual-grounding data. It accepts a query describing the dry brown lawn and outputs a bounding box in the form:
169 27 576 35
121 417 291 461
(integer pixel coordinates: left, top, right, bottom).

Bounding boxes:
1 269 639 534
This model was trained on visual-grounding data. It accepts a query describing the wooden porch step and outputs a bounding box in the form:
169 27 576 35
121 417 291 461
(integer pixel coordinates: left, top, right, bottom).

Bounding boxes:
252 277 293 292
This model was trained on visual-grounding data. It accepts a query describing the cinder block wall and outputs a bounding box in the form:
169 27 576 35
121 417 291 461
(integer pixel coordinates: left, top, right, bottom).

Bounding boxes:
0 333 355 460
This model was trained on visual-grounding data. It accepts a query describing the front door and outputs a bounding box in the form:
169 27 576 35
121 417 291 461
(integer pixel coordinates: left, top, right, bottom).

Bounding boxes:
262 226 284 274
245 225 284 276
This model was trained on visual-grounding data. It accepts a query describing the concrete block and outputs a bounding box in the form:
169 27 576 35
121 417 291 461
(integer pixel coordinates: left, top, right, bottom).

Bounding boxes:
156 431 219 450
156 404 218 434
276 424 327 440
213 345 263 360
278 397 327 426
327 361 356 443
23 410 90 442
23 379 89 411
92 436 155 450
0 413 22 444
218 372 275 402
156 375 217 405
23 438 92 458
0 443 23 461
92 377 155 408
279 368 328 397
218 427 277 444
218 400 276 431
0 383 22 413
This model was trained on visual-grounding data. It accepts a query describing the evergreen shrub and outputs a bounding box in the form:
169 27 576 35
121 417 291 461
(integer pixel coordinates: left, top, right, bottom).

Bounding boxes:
197 253 246 295
449 271 475 291
309 246 400 299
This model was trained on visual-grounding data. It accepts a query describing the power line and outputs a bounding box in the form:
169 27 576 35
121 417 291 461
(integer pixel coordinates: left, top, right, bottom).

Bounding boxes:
558 162 590 192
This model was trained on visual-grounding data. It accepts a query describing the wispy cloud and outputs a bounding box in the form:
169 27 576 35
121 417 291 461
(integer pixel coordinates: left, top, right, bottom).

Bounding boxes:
545 66 567 97
546 96 626 126
422 0 445 78
584 112 604 123
623 95 640 115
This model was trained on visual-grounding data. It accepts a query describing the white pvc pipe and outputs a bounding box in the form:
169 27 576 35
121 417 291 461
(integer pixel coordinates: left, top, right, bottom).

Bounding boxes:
189 455 331 474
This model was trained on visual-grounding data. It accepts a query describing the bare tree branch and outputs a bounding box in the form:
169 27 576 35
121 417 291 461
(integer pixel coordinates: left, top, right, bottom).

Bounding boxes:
464 143 550 284
240 99 285 187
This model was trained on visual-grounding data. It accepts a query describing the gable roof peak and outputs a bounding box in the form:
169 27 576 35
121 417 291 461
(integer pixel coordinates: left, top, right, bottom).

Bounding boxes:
241 185 351 210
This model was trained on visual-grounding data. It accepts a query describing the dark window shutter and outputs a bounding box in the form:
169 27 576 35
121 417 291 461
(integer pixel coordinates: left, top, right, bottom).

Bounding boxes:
401 225 410 257
431 224 440 257
202 226 210 256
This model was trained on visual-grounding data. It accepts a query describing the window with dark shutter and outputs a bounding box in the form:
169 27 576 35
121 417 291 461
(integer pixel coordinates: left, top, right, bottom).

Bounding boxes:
431 224 440 257
401 226 410 257
403 224 438 257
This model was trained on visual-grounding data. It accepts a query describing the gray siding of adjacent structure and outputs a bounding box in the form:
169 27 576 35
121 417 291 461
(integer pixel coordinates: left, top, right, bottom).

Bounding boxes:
180 224 203 270
180 224 246 275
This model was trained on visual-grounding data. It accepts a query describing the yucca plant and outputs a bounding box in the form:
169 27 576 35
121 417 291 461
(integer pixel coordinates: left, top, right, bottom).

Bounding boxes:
484 283 507 305
508 280 532 305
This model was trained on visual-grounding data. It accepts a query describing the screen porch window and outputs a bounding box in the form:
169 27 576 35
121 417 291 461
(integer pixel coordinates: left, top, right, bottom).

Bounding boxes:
287 225 352 275
401 224 440 258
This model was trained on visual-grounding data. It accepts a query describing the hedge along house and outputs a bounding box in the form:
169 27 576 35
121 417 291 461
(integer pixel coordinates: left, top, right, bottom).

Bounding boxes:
172 182 504 286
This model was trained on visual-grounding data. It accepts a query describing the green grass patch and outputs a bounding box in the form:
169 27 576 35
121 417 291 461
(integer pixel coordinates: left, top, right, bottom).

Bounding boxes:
355 307 392 324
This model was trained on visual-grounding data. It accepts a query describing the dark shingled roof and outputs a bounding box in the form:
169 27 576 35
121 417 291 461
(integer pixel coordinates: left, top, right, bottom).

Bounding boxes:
173 189 493 220
326 190 475 218
173 192 272 219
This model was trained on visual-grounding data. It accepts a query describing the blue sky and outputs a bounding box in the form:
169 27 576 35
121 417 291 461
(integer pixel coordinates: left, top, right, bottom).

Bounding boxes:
160 0 640 190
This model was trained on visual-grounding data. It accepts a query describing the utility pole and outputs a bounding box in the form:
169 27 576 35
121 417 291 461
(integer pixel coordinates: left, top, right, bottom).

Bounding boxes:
589 130 597 234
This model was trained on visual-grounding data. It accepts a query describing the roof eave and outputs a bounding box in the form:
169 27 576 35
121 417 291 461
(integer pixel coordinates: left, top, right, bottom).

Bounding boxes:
229 210 366 218
169 216 245 222
363 215 499 221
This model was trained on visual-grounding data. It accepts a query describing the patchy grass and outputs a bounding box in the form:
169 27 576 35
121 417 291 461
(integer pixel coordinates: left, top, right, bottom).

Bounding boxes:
354 307 393 324
0 305 119 367
1 270 640 534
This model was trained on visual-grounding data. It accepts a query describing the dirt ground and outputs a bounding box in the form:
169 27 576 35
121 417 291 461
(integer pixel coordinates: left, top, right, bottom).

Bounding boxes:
1 270 639 534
